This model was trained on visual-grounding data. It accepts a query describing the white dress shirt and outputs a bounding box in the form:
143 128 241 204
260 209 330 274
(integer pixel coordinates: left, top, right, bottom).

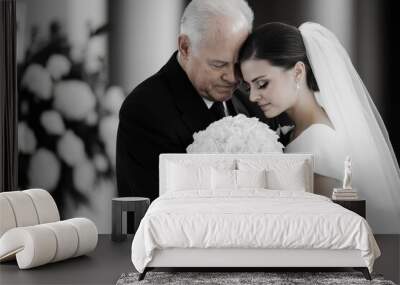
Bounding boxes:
202 97 229 116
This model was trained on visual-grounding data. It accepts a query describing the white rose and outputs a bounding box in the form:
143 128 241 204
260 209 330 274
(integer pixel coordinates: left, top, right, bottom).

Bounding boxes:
102 86 125 115
18 122 37 154
46 54 71 80
21 64 52 100
53 80 96 121
40 110 65 135
57 130 86 166
187 114 283 153
28 148 61 191
93 153 108 172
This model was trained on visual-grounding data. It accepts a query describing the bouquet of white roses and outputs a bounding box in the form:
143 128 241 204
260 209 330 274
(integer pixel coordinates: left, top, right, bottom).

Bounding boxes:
187 114 283 153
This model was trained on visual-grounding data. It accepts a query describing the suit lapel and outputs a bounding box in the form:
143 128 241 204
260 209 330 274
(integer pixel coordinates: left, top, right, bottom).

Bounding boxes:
161 52 214 134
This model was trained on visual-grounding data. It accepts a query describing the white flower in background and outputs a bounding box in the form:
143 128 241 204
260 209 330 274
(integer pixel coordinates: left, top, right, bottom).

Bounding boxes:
70 44 85 63
21 64 52 100
73 160 96 194
18 122 37 154
40 110 65 135
46 54 71 80
102 86 125 115
187 114 284 153
57 130 86 166
53 80 96 121
93 153 108 172
84 35 106 74
99 115 118 167
85 110 98 126
28 148 61 192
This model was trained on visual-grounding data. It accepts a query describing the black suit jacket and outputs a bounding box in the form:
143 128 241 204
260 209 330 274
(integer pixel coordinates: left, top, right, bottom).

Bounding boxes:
116 52 276 201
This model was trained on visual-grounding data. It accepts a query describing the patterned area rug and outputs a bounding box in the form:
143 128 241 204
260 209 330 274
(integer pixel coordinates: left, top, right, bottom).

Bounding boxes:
116 271 396 285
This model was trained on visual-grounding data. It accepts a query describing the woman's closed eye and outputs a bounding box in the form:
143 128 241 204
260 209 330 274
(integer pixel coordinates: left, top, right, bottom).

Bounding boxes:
256 80 269 89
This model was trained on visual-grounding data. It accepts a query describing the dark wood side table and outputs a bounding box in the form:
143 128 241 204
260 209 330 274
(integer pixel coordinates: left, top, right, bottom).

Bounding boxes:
332 199 366 218
112 197 150 242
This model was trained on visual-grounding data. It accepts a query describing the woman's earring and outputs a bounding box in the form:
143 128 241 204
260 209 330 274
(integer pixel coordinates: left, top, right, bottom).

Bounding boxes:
295 82 300 96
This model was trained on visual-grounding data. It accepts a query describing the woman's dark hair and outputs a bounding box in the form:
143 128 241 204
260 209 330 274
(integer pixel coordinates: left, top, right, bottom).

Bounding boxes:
238 22 319 91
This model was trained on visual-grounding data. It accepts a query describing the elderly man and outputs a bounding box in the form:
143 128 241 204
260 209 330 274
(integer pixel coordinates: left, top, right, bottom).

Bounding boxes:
116 0 272 203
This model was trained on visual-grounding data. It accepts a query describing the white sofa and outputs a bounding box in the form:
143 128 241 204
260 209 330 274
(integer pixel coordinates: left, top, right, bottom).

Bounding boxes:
0 189 98 269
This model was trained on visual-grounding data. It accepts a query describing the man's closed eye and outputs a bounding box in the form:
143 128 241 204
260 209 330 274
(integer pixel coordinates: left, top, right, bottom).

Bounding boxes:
210 61 227 68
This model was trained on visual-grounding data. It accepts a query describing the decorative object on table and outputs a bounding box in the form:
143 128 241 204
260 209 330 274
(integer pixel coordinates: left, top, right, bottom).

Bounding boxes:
0 189 98 269
112 197 150 242
343 155 352 189
332 155 359 200
116 271 394 285
186 114 283 153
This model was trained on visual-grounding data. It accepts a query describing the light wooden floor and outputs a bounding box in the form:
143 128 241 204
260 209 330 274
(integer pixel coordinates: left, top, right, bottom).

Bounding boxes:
0 235 398 285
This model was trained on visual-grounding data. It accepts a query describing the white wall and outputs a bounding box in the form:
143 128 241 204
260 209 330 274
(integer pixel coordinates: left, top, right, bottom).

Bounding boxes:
305 0 355 60
109 0 185 93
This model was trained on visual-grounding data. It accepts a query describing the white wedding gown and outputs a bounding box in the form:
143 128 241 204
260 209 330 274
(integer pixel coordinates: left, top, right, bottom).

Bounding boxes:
284 122 400 233
292 22 400 233
284 124 348 195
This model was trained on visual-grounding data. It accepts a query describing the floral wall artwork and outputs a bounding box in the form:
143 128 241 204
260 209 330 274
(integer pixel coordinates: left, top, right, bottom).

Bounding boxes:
17 1 120 233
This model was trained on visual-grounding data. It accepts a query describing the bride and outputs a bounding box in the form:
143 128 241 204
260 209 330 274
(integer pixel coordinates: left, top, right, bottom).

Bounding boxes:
238 22 400 234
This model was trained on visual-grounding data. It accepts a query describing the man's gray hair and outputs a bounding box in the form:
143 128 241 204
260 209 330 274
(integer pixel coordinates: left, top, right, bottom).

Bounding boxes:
180 0 254 50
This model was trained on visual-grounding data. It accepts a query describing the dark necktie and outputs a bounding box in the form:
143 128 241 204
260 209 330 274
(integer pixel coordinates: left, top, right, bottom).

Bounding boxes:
210 101 225 120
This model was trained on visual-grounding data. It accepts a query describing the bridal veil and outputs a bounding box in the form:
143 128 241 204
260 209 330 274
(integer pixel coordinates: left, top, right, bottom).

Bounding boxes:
299 22 400 233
